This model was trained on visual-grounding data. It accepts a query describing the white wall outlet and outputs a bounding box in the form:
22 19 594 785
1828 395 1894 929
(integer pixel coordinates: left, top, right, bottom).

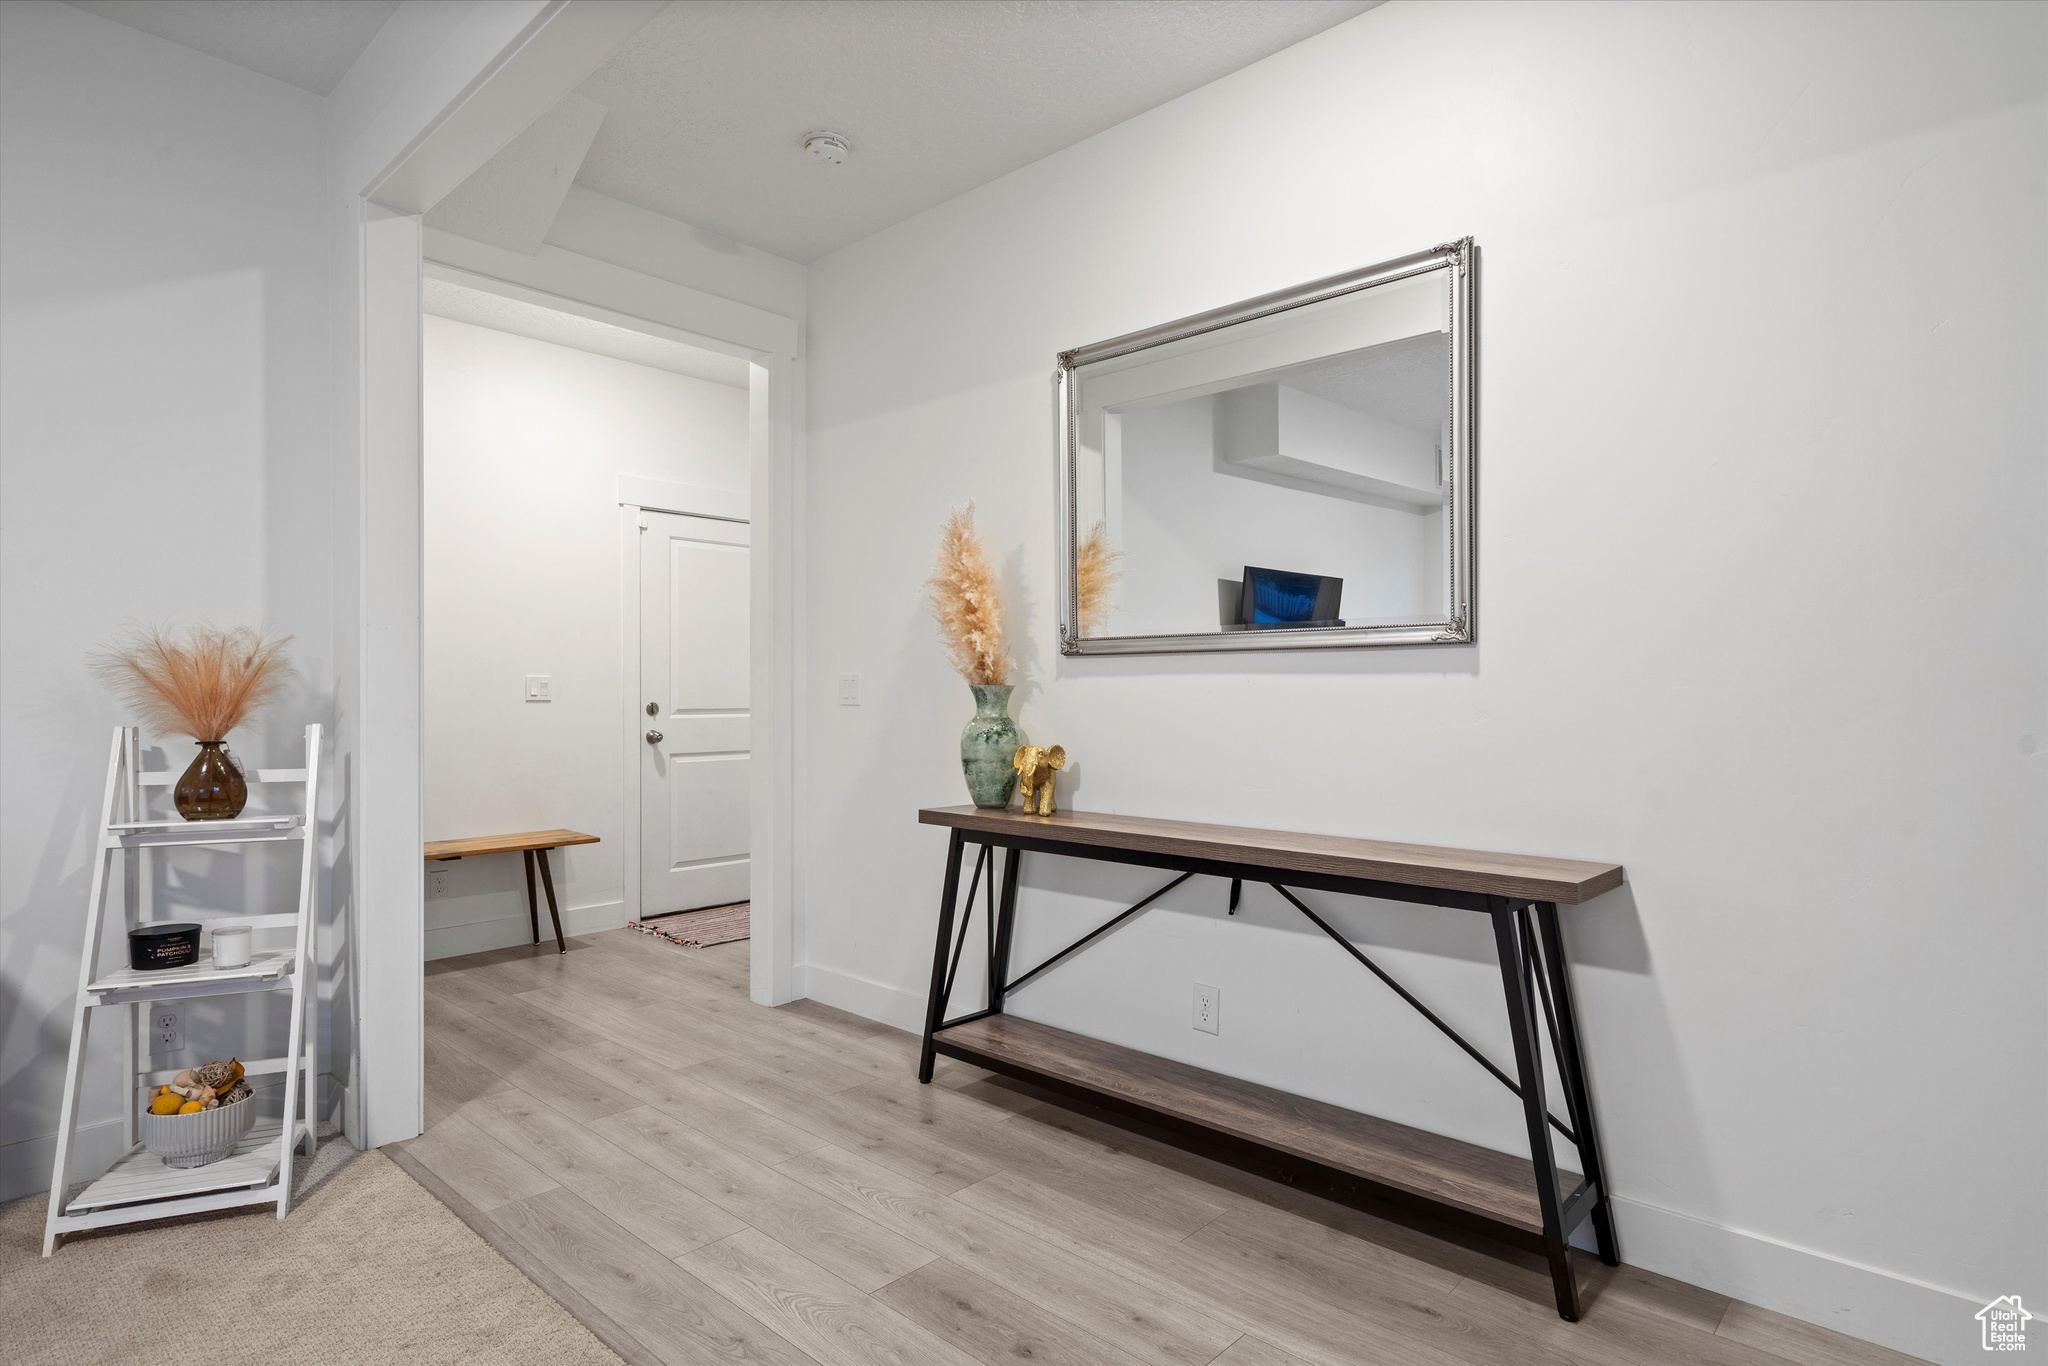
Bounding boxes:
524 674 552 702
150 1006 183 1055
428 869 448 898
838 673 861 706
1193 983 1220 1035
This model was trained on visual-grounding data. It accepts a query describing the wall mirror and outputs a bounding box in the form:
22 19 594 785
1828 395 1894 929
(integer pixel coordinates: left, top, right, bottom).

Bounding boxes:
1057 239 1475 653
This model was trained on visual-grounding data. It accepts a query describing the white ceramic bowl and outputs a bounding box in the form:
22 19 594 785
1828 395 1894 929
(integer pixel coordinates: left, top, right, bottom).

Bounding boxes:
139 1092 256 1168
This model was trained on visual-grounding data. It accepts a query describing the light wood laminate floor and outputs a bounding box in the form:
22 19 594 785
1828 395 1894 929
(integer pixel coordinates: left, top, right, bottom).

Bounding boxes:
397 930 1925 1366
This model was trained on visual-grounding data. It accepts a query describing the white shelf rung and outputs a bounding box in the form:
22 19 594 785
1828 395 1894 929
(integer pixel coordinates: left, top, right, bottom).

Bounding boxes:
107 815 304 832
66 1122 286 1213
87 951 294 1004
53 1183 282 1236
138 911 298 931
105 814 305 852
141 1051 309 1086
105 828 306 852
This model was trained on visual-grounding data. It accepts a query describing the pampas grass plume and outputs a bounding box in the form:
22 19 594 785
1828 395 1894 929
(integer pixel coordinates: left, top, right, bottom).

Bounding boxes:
925 502 1011 686
1075 521 1122 635
91 623 294 742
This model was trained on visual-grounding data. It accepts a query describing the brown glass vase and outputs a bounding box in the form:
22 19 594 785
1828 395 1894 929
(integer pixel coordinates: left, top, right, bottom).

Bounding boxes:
175 741 247 820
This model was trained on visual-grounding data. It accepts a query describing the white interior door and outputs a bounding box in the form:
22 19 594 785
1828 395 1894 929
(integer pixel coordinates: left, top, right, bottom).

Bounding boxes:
641 510 751 913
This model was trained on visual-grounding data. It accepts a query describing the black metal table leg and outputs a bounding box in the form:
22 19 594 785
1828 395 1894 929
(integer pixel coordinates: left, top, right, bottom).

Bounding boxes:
1492 899 1580 1321
534 847 567 954
990 847 1021 1014
1534 901 1619 1266
918 830 966 1082
523 850 540 944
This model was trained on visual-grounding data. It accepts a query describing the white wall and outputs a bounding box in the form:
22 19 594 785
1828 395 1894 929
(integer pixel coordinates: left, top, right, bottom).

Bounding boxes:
0 2 336 1199
799 4 2046 1362
422 316 748 957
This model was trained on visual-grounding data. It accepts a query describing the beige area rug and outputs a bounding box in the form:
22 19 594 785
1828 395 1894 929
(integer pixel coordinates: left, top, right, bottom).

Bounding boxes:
628 900 749 947
0 1147 622 1366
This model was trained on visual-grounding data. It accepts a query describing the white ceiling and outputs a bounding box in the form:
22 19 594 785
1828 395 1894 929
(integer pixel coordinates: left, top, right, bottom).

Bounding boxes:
573 0 1379 262
422 278 751 389
66 0 397 96
71 0 1380 263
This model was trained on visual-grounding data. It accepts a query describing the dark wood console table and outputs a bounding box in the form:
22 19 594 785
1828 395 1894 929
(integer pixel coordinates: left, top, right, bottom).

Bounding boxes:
915 805 1623 1321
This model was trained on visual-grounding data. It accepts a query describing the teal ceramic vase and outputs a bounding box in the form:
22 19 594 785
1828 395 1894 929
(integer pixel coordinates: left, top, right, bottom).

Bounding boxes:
960 683 1021 809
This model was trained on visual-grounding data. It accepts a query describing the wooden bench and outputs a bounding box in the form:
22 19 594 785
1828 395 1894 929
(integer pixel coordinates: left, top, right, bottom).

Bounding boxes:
423 829 598 955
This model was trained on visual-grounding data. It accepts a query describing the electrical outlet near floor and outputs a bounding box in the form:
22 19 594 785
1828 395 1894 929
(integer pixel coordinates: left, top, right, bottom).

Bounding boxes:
150 1006 183 1055
1193 983 1220 1035
428 869 448 898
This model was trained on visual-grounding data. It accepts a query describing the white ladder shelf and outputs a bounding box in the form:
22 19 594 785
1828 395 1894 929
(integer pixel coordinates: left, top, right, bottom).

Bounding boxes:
43 724 323 1255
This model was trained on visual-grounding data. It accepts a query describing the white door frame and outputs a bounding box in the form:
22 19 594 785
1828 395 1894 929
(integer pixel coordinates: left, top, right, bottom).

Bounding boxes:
355 205 428 1151
363 250 801 1146
347 4 803 1141
414 257 802 984
343 0 673 1154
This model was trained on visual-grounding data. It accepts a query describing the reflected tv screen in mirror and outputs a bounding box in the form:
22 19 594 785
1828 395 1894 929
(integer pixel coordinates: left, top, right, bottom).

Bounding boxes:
1240 566 1343 629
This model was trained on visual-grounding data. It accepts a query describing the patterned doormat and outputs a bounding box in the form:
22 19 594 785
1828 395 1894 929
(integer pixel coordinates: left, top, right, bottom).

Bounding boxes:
627 902 749 948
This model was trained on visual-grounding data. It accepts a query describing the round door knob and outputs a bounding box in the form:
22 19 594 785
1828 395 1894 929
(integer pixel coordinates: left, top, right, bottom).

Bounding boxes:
646 730 664 744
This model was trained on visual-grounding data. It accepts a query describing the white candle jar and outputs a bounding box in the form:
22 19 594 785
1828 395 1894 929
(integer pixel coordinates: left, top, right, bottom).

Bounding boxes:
211 924 253 969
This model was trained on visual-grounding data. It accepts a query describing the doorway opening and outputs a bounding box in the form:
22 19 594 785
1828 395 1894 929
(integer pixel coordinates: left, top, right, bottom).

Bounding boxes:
419 275 756 966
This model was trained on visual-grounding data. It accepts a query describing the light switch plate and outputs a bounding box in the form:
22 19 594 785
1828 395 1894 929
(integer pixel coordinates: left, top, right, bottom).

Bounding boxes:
525 674 552 702
838 673 861 706
1194 983 1220 1035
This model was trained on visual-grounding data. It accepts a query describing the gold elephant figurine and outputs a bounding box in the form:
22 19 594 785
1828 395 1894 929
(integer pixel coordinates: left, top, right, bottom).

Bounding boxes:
1012 744 1066 816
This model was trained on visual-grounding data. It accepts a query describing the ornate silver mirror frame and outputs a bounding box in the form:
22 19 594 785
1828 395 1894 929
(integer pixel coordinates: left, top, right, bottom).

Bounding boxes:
1056 238 1476 654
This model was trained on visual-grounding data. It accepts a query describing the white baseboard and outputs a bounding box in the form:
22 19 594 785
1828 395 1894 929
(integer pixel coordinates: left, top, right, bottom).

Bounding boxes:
797 961 926 1033
1612 1195 1985 1366
0 1072 352 1205
425 898 629 960
793 955 1989 1366
0 1116 126 1206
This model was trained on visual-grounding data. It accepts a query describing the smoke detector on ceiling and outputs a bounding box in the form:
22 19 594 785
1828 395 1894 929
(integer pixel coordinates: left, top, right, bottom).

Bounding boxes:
803 131 849 166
